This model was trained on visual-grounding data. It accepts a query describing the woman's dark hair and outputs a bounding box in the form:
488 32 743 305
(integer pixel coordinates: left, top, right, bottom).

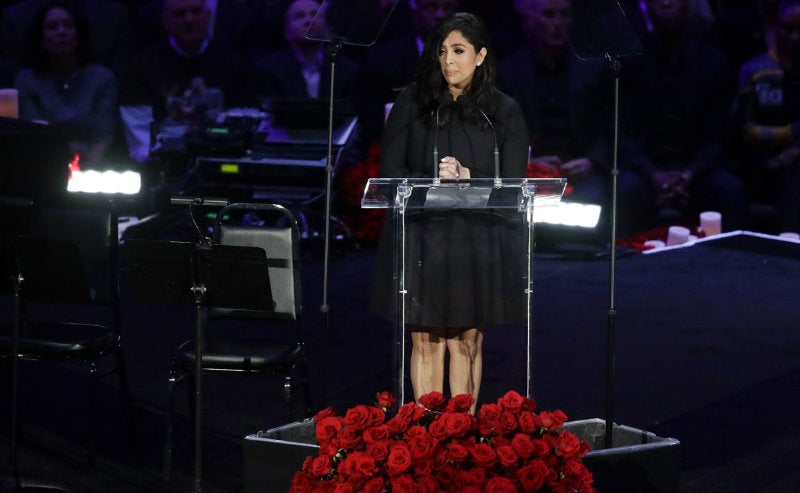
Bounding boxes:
414 12 497 126
25 0 91 73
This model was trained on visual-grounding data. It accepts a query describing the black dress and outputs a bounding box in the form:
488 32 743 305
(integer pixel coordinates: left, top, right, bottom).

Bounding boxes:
370 85 530 328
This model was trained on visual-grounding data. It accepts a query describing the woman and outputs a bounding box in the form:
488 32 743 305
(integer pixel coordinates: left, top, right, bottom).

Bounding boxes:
372 12 529 411
14 1 117 164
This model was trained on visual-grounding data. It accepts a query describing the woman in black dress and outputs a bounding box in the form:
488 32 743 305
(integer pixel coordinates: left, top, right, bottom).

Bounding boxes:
371 12 529 411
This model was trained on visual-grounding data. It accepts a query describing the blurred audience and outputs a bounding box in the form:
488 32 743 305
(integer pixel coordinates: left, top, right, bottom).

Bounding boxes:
1 0 133 77
118 0 256 161
732 0 800 233
616 0 748 235
14 0 117 163
132 0 274 65
253 0 360 107
498 0 610 207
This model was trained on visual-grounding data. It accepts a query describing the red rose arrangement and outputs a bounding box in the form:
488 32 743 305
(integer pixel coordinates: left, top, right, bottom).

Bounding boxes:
289 390 596 493
526 162 573 197
336 142 386 247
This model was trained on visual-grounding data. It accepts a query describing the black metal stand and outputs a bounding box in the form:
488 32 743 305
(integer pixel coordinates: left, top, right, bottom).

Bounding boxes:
604 56 622 449
125 236 272 493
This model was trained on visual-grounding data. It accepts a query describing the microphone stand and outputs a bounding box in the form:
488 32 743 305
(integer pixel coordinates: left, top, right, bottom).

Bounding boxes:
319 37 345 407
604 53 622 450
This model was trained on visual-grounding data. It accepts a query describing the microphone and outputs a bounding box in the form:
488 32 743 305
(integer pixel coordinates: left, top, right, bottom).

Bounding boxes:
458 94 501 186
433 92 452 183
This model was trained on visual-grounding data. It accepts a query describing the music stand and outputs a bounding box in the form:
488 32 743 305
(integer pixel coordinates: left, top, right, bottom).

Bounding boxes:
124 239 273 493
2 236 87 493
570 0 642 448
304 0 400 406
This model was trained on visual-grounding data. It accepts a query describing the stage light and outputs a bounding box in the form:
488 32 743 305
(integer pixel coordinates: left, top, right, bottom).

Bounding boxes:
68 168 141 194
534 200 602 228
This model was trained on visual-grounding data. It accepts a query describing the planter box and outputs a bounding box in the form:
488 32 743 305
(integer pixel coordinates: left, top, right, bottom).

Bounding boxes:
244 418 680 493
562 418 681 493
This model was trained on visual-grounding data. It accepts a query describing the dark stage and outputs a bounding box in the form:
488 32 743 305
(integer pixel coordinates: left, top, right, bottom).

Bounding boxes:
2 231 800 492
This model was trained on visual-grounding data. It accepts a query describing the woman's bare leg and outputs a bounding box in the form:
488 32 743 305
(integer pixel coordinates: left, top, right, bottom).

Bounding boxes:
446 327 483 413
410 329 447 402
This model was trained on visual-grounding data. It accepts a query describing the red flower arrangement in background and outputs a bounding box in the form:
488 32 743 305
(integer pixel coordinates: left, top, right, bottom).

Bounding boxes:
290 391 596 493
336 142 386 247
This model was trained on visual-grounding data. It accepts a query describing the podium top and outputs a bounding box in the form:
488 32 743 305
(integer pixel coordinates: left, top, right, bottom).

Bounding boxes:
361 177 567 210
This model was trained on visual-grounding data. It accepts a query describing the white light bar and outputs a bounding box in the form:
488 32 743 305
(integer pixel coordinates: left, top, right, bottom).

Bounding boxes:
533 201 602 228
68 169 141 195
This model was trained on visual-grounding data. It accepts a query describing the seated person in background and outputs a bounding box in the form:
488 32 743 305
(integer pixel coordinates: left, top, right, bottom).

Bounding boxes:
14 0 117 164
132 0 275 65
253 0 360 108
1 0 133 78
498 0 610 208
357 0 461 154
617 0 748 235
732 0 800 233
119 0 256 161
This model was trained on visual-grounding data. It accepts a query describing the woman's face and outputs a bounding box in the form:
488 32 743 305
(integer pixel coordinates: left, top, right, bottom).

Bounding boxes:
42 7 78 56
438 29 486 95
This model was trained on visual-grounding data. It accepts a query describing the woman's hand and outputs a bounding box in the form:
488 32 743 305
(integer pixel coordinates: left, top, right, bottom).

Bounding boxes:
439 156 470 179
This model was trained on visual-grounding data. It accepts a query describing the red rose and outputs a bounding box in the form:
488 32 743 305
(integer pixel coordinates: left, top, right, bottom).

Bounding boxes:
539 409 568 430
441 411 473 437
498 411 518 435
412 455 434 476
375 391 396 410
477 402 501 435
393 401 421 423
332 483 354 493
516 460 550 492
485 476 517 493
555 431 583 458
460 487 483 493
365 440 389 461
343 405 373 432
405 424 428 439
446 441 469 463
313 406 337 423
315 416 343 444
427 417 447 441
307 455 333 478
518 411 541 434
418 391 447 411
408 432 437 461
386 442 413 476
560 457 594 483
434 463 457 487
363 424 389 443
343 451 376 479
498 390 525 413
510 433 535 459
468 442 497 468
446 393 475 413
416 475 439 493
497 444 519 468
454 466 487 487
338 428 363 450
288 470 315 493
360 477 385 493
387 415 411 435
390 474 417 493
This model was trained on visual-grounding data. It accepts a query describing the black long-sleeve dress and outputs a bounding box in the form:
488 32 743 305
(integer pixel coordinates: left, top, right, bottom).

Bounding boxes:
370 85 529 329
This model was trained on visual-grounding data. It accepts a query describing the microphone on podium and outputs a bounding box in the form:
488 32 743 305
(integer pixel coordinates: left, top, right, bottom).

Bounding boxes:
458 94 501 186
432 92 452 182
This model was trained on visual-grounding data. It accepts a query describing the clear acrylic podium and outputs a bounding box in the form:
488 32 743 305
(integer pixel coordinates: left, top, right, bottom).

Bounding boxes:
362 177 566 404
